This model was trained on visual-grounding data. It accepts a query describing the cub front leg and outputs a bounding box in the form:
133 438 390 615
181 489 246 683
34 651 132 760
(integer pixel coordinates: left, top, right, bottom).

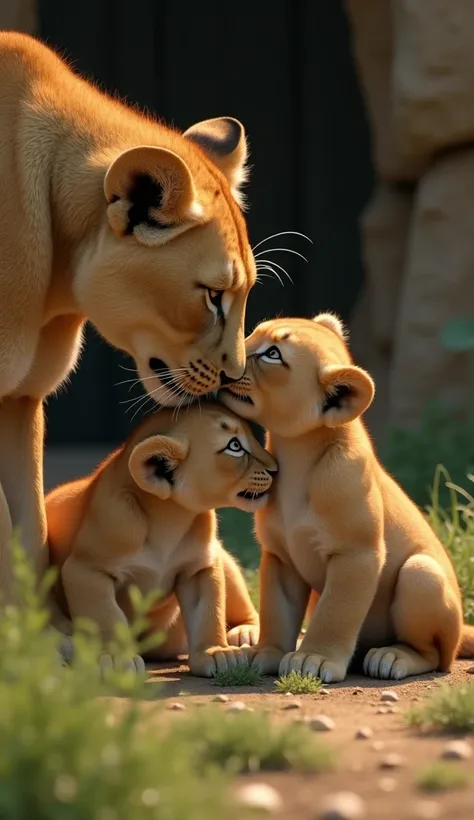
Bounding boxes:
176 556 250 677
251 550 311 675
281 549 383 683
62 556 145 674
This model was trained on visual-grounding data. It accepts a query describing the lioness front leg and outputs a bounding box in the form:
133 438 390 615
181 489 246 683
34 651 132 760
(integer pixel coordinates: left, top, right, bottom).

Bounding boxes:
250 550 310 675
220 547 259 647
281 550 383 683
62 556 145 674
176 557 250 677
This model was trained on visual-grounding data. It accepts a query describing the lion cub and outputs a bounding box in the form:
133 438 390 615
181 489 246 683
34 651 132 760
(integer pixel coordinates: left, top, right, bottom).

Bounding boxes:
220 314 474 682
46 400 277 677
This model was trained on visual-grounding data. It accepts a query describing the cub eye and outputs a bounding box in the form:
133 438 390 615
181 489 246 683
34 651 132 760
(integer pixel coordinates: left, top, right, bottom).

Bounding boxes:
205 288 224 316
224 437 245 458
260 345 283 364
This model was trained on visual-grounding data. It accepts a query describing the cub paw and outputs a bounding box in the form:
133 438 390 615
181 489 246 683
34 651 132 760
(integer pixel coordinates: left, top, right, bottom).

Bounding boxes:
188 646 250 678
99 653 145 677
249 647 284 676
226 624 259 647
279 651 348 683
363 647 410 680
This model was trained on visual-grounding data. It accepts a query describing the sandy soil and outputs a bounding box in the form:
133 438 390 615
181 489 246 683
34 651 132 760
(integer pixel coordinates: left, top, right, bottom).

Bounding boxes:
143 659 474 820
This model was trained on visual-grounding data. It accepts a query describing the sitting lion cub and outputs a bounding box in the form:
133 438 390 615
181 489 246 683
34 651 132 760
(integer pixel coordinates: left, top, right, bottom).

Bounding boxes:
220 314 474 682
46 400 277 677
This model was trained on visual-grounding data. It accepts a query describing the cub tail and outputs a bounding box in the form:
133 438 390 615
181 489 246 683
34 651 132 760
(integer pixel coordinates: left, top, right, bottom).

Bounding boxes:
458 623 474 658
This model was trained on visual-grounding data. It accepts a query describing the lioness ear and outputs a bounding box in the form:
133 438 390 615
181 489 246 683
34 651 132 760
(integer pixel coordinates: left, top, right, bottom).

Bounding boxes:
320 365 374 427
104 146 204 245
312 313 348 341
184 117 248 206
128 434 189 499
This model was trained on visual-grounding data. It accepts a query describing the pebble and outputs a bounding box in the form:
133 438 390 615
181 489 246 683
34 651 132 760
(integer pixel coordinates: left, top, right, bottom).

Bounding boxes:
378 777 397 793
319 791 366 820
352 687 364 695
236 783 283 813
372 740 385 752
380 753 405 770
386 706 399 714
227 701 247 712
308 714 335 732
376 707 389 715
282 700 301 710
466 664 474 674
380 690 399 703
167 702 185 711
412 800 442 819
284 691 294 697
412 696 422 702
213 694 229 703
355 726 373 740
320 688 331 695
441 740 472 761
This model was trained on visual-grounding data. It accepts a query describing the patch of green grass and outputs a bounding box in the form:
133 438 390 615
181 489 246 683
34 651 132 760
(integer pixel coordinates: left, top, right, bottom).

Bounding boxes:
416 763 469 792
275 670 322 695
0 539 244 820
407 683 474 733
167 707 335 774
213 664 263 687
218 509 259 569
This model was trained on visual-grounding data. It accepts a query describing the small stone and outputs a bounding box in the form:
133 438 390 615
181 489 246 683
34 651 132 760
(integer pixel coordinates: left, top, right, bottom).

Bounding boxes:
319 791 366 820
213 693 229 703
441 740 472 761
378 777 397 792
413 800 442 819
372 740 385 752
355 726 373 740
412 696 421 702
227 701 247 712
466 664 474 674
309 714 335 732
320 688 331 695
376 707 389 715
380 690 399 703
386 706 399 714
282 700 301 710
380 753 405 770
167 702 185 711
352 687 364 695
236 783 283 813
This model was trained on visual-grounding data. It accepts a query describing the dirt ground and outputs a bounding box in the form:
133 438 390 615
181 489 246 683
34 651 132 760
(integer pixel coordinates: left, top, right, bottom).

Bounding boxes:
144 659 474 820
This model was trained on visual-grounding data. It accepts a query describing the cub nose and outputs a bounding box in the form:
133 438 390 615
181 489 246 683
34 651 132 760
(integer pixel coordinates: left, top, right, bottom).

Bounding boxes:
220 371 239 387
267 466 279 477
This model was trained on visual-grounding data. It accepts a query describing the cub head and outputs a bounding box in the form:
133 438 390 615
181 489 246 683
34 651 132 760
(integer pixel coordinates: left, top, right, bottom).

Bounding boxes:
220 314 375 437
127 400 278 513
74 117 255 406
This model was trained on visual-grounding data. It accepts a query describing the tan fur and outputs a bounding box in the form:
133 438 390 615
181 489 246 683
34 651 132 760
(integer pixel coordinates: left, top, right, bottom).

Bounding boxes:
0 33 255 614
46 400 276 676
220 315 474 682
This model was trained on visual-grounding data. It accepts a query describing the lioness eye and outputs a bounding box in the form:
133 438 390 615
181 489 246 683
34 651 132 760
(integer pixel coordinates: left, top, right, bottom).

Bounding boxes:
260 345 282 364
205 288 224 317
224 437 245 457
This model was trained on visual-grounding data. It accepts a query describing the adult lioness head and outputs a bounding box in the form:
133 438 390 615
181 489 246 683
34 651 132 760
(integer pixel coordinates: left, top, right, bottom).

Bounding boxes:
219 314 375 437
74 117 255 406
127 400 278 513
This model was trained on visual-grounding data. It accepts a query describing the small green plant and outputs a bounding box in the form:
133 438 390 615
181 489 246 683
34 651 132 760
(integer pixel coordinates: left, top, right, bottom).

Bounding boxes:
407 683 474 734
168 707 334 774
213 664 263 687
275 670 322 695
0 538 242 820
416 762 469 792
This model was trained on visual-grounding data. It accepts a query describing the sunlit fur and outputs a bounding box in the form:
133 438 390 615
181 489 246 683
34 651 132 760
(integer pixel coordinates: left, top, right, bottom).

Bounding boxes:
46 401 277 676
220 314 474 683
0 33 254 621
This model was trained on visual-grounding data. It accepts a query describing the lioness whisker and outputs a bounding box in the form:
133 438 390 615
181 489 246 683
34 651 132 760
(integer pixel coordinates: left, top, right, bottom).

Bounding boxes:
252 230 313 252
254 247 308 264
256 257 293 284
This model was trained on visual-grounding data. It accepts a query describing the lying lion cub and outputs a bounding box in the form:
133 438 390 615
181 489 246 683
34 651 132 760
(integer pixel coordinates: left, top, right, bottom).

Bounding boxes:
46 400 276 676
221 314 474 682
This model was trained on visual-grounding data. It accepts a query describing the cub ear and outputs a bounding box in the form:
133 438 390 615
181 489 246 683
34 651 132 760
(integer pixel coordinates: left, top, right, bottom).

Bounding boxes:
184 117 248 206
312 312 347 341
320 365 374 427
104 146 204 245
128 434 189 499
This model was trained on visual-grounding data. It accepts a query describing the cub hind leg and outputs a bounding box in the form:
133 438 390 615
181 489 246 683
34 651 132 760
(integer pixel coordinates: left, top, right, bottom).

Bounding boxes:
221 547 259 647
364 554 462 680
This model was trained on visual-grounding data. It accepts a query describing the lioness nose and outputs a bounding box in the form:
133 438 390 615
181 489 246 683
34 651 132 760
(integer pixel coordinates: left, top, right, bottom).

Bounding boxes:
220 371 239 386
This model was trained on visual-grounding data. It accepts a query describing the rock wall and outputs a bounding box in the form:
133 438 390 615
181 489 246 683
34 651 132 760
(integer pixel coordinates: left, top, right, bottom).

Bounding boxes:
347 0 474 438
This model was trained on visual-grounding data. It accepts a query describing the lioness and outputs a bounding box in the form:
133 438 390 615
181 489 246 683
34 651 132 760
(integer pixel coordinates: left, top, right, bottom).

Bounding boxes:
46 401 276 676
221 314 474 682
0 33 255 615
